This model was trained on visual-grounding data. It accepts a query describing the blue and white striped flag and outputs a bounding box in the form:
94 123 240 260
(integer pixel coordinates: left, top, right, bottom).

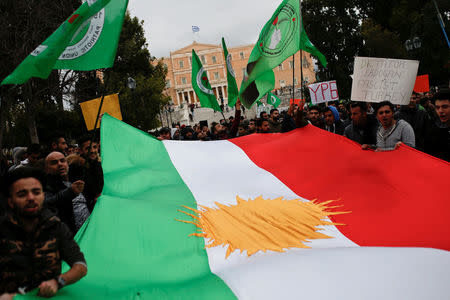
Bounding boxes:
192 26 200 33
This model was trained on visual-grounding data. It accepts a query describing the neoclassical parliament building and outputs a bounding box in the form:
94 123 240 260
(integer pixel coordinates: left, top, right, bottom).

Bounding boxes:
158 41 317 107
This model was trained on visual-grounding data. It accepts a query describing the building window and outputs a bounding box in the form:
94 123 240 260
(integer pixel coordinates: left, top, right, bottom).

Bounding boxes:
189 57 192 65
214 72 219 80
181 77 187 84
242 68 246 76
304 76 309 83
229 54 232 60
293 78 298 85
278 64 283 70
166 79 171 88
201 55 206 64
289 61 294 69
280 80 286 87
240 52 245 59
212 56 217 64
179 60 184 68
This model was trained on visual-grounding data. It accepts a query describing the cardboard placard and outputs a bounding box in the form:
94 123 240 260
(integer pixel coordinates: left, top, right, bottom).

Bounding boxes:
80 94 122 131
289 99 305 105
308 80 339 104
413 75 430 93
351 57 419 105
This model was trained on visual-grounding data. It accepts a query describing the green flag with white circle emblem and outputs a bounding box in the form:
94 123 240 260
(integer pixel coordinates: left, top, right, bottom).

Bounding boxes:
54 0 128 71
239 0 327 109
267 92 281 108
1 0 128 86
221 37 239 108
191 50 222 112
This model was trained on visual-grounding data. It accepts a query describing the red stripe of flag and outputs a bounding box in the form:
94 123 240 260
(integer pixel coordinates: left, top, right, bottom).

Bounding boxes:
231 125 450 250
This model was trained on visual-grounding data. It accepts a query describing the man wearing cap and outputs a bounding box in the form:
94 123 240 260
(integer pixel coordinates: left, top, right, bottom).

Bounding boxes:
0 168 87 298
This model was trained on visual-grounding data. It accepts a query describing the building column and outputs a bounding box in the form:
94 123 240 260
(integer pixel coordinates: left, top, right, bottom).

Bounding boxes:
176 92 181 105
187 90 192 103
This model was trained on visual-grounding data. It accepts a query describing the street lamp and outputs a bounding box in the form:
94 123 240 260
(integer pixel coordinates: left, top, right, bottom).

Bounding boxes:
162 102 175 127
405 36 422 52
412 37 422 49
127 77 138 127
127 77 136 90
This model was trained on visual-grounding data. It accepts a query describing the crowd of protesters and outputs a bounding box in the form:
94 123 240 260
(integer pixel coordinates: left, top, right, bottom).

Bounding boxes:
0 89 449 298
0 136 102 298
150 91 450 162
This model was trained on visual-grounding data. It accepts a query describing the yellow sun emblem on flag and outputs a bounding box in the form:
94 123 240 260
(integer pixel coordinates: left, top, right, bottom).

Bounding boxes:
178 196 347 258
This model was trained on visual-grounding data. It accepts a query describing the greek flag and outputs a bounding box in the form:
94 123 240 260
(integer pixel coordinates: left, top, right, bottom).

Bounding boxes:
192 26 200 33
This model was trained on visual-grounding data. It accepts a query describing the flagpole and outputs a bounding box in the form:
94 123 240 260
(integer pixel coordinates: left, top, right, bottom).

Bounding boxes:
300 50 304 101
432 0 450 48
292 54 295 102
88 69 109 156
299 0 304 102
220 110 227 124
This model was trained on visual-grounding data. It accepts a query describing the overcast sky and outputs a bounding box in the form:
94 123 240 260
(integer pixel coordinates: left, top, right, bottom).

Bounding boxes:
127 0 281 58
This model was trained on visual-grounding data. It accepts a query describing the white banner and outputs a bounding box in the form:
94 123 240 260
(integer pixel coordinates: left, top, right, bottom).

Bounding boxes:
308 80 339 104
351 57 419 105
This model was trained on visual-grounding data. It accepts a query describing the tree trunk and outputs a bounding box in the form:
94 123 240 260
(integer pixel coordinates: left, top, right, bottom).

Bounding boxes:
0 99 6 149
26 112 39 144
25 82 39 144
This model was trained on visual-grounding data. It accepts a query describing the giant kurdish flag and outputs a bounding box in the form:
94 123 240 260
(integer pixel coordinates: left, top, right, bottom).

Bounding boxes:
20 114 450 299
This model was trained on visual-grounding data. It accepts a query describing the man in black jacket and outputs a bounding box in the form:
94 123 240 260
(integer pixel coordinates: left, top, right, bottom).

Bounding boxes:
344 102 378 145
77 136 104 212
424 91 450 162
1 168 87 298
395 92 428 150
44 152 90 234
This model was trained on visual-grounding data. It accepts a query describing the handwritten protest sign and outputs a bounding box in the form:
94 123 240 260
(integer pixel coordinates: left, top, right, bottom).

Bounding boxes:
308 81 339 104
351 57 419 105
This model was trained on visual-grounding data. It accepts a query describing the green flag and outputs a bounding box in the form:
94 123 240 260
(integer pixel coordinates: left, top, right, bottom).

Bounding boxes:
221 37 239 108
54 0 128 71
267 92 281 108
191 49 222 112
239 0 327 108
1 0 128 86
